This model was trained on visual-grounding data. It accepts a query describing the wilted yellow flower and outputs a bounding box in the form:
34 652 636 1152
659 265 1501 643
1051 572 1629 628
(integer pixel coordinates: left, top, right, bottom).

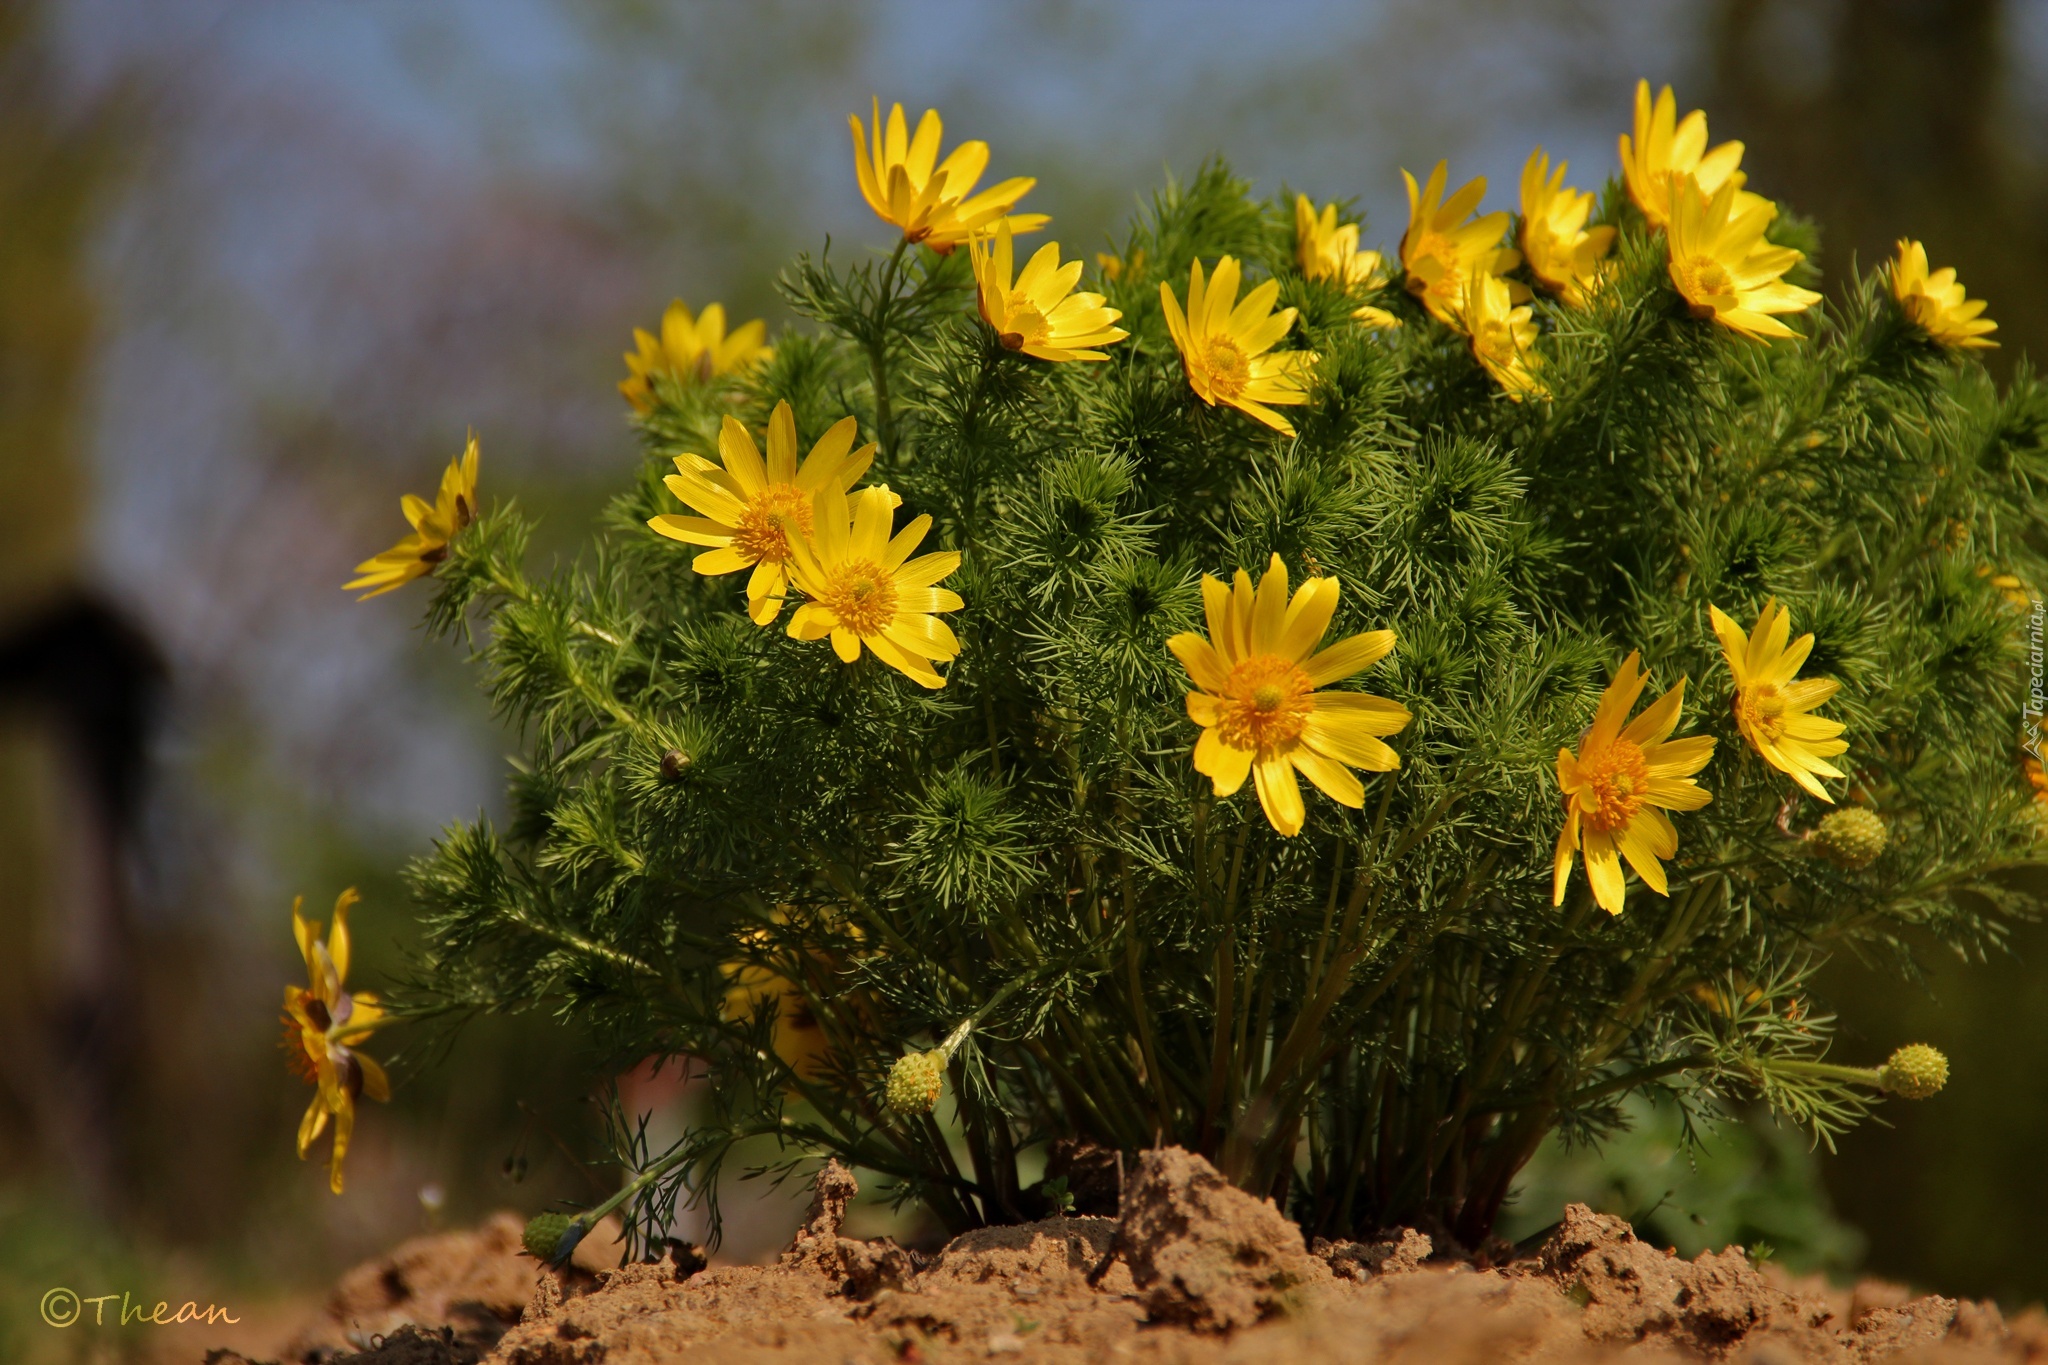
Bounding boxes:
849 99 1047 253
1167 554 1410 837
1554 652 1716 916
969 221 1128 362
1160 256 1317 436
1461 266 1545 401
1891 240 1998 350
344 436 479 600
1295 195 1387 291
284 890 391 1194
1519 148 1615 307
785 485 963 689
618 299 771 412
1618 80 1765 230
1666 176 1820 341
1710 600 1848 800
649 402 879 626
1399 161 1520 324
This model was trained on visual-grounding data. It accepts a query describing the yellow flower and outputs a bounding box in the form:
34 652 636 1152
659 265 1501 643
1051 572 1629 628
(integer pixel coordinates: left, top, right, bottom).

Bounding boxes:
649 401 878 625
284 890 391 1194
1353 306 1402 331
723 931 832 1082
1295 194 1388 291
1554 652 1716 916
344 436 479 600
1461 266 1545 401
1891 240 1998 350
1666 176 1820 341
1167 554 1410 837
849 99 1048 253
1618 80 1766 230
1097 248 1147 283
1519 148 1615 307
969 221 1129 362
785 485 963 689
618 299 771 412
1159 256 1318 436
1709 600 1848 801
1399 161 1520 325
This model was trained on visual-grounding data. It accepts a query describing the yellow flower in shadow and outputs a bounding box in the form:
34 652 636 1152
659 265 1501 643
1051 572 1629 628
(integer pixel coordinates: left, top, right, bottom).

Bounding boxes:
1554 652 1716 916
1710 599 1848 800
649 401 878 625
1168 554 1410 837
1160 256 1317 436
970 221 1128 362
1519 148 1614 307
1891 240 1998 350
1295 194 1388 291
849 100 1047 253
619 299 771 412
284 889 390 1194
1461 266 1545 401
344 436 479 600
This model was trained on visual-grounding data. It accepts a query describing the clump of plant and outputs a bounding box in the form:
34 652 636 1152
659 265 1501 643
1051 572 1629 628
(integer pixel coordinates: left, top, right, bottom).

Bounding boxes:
310 82 2046 1258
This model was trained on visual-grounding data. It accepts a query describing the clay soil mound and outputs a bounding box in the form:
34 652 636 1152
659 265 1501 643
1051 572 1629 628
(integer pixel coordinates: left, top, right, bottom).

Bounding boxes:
208 1148 2048 1365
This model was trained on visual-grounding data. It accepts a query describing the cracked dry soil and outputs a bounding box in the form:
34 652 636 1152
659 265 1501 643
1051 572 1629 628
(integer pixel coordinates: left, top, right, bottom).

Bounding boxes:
207 1148 2048 1365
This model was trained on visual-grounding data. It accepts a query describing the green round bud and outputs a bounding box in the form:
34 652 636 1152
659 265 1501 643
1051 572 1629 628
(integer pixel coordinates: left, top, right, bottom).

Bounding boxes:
885 1049 947 1116
1811 807 1887 870
522 1212 583 1263
1880 1043 1949 1100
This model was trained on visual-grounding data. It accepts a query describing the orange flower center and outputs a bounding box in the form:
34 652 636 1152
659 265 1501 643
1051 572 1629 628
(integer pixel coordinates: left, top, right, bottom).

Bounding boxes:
1198 334 1251 399
1578 738 1651 835
731 483 814 565
1217 654 1315 751
819 558 898 636
280 1011 320 1084
1675 255 1735 316
1735 683 1785 742
999 298 1050 350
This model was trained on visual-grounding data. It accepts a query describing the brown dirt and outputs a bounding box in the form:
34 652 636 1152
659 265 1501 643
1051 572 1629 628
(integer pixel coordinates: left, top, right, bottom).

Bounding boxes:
206 1149 2048 1365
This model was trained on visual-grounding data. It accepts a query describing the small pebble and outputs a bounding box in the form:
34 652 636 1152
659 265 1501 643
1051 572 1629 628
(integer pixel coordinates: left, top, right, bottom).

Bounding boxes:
988 1333 1024 1354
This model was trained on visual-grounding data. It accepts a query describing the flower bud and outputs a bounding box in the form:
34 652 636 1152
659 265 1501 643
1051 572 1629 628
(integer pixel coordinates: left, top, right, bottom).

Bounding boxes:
1879 1043 1949 1100
885 1049 947 1116
1810 807 1887 870
660 749 692 781
522 1212 586 1264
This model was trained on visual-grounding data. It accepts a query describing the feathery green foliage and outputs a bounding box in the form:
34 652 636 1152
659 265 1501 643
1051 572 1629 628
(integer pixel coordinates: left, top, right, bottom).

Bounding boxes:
387 150 2048 1254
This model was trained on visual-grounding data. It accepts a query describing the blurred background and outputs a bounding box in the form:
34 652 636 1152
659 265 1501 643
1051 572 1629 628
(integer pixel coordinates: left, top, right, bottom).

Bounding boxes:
2 0 2044 1355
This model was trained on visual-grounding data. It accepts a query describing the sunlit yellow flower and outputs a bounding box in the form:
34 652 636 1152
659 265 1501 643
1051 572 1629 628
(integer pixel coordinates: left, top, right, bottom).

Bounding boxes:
1167 554 1410 837
1160 256 1317 436
785 485 963 689
1891 240 1998 350
1519 148 1615 307
1618 80 1766 230
969 221 1128 362
649 401 878 626
1295 195 1387 291
1554 652 1716 916
1399 161 1520 325
1461 266 1545 401
849 100 1048 253
1096 248 1147 284
1666 176 1820 341
284 890 390 1194
618 299 771 412
1709 600 1848 801
344 436 479 600
1353 306 1402 331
